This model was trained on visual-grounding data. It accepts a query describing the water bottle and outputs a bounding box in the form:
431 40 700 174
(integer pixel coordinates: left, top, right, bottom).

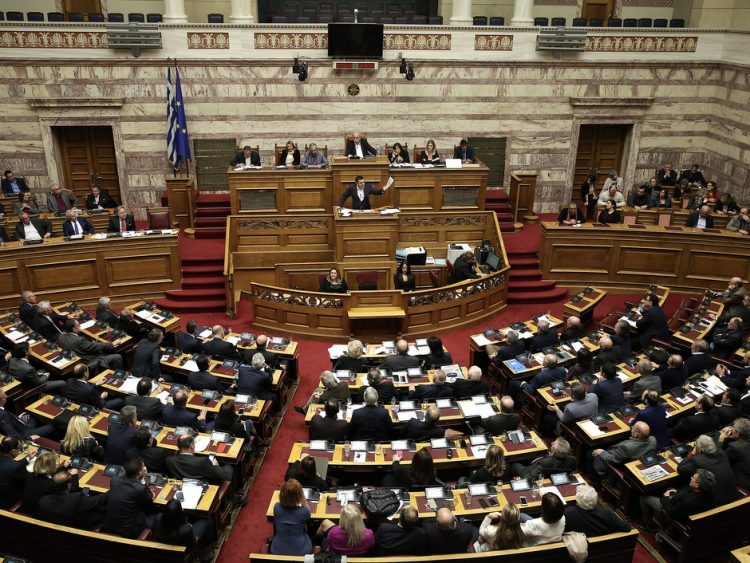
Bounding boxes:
390 395 398 413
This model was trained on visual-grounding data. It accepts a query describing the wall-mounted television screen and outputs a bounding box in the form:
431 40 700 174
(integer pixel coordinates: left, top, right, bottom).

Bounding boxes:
328 23 384 58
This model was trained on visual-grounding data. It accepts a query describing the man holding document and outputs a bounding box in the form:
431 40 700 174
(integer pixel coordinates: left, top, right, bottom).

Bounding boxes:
339 175 394 211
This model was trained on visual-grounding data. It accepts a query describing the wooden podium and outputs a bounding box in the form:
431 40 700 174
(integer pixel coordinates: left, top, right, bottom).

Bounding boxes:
333 208 398 262
330 156 393 209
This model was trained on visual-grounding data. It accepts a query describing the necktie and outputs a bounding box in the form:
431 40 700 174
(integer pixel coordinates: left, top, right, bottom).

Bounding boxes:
121 218 126 232
74 222 79 235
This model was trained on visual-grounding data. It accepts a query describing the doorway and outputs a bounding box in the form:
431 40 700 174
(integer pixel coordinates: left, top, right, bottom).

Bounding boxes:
574 124 630 200
582 0 615 21
63 0 102 19
55 126 121 204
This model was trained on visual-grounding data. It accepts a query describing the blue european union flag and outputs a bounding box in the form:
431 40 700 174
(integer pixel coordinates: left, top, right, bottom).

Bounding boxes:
172 68 191 169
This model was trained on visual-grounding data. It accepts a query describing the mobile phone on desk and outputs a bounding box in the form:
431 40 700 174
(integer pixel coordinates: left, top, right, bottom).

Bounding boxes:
175 490 184 503
208 454 216 463
82 487 90 496
519 496 528 507
237 407 245 416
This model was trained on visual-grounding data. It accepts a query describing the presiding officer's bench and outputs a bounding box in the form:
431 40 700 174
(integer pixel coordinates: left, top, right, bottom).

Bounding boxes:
249 530 639 563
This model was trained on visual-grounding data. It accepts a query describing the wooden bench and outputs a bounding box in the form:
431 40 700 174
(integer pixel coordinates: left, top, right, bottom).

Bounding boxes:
656 494 750 562
249 529 639 562
0 509 189 563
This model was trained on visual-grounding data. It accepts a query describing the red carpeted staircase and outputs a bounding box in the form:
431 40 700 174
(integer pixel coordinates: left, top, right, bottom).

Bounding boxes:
155 255 227 313
506 250 568 303
485 188 515 232
194 192 231 239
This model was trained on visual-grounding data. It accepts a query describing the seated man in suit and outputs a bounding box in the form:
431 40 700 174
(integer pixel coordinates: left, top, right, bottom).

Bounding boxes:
104 405 138 465
57 319 122 371
626 358 663 400
632 390 670 449
295 370 350 415
404 405 461 442
451 366 488 398
131 329 164 380
560 316 584 342
253 334 280 370
452 138 475 163
0 389 55 439
177 320 202 354
45 183 76 214
357 367 396 405
107 206 137 233
203 325 240 360
300 143 328 168
423 507 475 555
188 354 228 392
530 320 559 352
546 382 598 435
383 338 420 371
487 330 526 366
309 399 349 442
346 131 377 158
85 185 118 210
64 363 123 410
62 208 95 236
339 174 389 210
115 307 149 339
348 387 394 441
39 470 107 530
8 343 65 393
125 427 171 474
657 162 678 186
672 395 720 442
230 145 261 168
638 468 716 533
715 388 742 426
511 437 576 479
717 352 750 390
124 378 163 421
408 369 454 401
712 317 744 359
592 421 656 479
477 395 520 435
564 485 631 537
1 169 29 195
32 300 66 342
95 296 119 326
655 354 688 389
374 505 426 556
592 336 621 371
15 211 52 241
509 354 565 405
686 205 715 228
0 436 30 509
627 185 651 210
449 251 481 284
162 389 208 432
636 293 670 349
104 457 159 538
719 417 750 488
686 339 716 376
677 434 739 505
236 352 275 401
19 290 37 325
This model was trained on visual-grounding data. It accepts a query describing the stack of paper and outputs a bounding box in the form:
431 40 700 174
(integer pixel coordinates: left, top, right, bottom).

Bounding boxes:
180 482 203 510
119 377 141 395
641 465 669 482
5 330 27 343
79 320 96 330
193 436 210 452
457 400 479 418
471 334 492 346
182 360 199 372
579 421 604 436
571 341 585 352
328 344 348 359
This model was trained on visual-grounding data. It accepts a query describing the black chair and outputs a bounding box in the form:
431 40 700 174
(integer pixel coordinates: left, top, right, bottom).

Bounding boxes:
472 16 487 25
0 12 4 21
271 15 287 23
551 17 565 26
623 18 637 27
572 17 587 26
411 15 426 24
489 16 504 25
68 12 84 21
207 13 224 23
428 16 443 24
147 13 163 22
88 13 105 22
319 15 333 22
404 10 416 18
589 17 604 26
27 12 44 21
653 18 667 27
607 17 622 27
7 11 24 21
637 17 652 27
380 16 393 24
669 18 685 27
108 13 125 22
128 13 145 22
47 12 64 21
393 16 407 24
534 17 549 26
297 15 312 22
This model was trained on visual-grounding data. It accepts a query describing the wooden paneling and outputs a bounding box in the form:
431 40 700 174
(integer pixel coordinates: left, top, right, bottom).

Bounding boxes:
56 126 121 205
509 174 536 222
574 125 629 201
165 176 195 230
540 222 750 292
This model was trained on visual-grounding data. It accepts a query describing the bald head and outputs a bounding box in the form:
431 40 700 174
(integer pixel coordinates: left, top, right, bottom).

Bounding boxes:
567 316 580 329
396 339 409 354
633 421 650 438
425 405 441 425
467 366 482 381
543 354 558 368
500 395 514 413
256 334 268 347
212 325 225 338
436 507 455 530
638 359 653 375
598 337 613 350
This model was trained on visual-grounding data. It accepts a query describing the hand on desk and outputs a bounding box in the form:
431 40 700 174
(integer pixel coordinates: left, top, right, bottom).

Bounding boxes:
664 488 677 498
592 449 603 457
392 452 403 462
547 404 560 413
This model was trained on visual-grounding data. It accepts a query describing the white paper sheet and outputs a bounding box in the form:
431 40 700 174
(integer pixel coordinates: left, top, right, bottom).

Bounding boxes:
135 310 150 320
472 334 491 346
193 436 210 452
180 482 203 510
119 376 141 395
579 421 604 436
539 486 566 504
198 329 212 339
471 445 488 459
182 360 199 372
5 330 26 342
328 344 348 359
79 320 96 330
457 400 479 418
396 411 418 422
156 390 171 405
225 335 240 345
571 341 584 352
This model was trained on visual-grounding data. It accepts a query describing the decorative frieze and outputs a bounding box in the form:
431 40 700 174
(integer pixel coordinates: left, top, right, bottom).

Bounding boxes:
254 32 328 49
187 32 230 49
383 33 451 50
586 35 697 52
474 35 514 51
0 31 107 49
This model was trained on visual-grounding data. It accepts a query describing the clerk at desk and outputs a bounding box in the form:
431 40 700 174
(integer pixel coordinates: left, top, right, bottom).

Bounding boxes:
230 145 261 168
339 175 389 210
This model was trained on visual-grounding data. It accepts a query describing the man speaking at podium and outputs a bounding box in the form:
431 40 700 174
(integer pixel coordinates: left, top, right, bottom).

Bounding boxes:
339 175 392 211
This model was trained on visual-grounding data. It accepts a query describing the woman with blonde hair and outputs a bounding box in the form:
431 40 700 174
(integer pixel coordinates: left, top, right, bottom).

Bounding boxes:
319 267 349 294
474 502 524 552
318 504 375 555
470 444 510 483
21 451 78 516
335 339 365 372
420 139 441 165
61 414 105 461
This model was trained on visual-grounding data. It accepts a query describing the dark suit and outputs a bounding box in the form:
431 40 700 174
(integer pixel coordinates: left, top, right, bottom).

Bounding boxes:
230 151 261 167
383 352 420 372
188 370 223 392
32 313 65 341
660 487 715 522
409 384 453 400
309 414 348 442
203 337 240 360
58 331 122 369
450 255 479 283
2 176 29 194
105 423 137 465
686 353 716 376
62 218 94 236
124 395 163 422
480 412 520 435
166 454 231 484
176 331 202 354
162 406 206 432
39 490 107 530
564 506 630 537
104 476 155 538
713 328 744 359
686 212 715 228
560 325 585 341
107 214 136 233
19 301 36 325
633 404 670 449
424 353 453 370
278 148 300 166
611 333 632 360
404 419 445 441
452 146 475 163
423 519 475 554
450 378 488 398
374 523 426 556
126 446 171 474
96 307 119 326
589 378 625 413
592 347 621 371
524 366 566 392
491 342 526 364
656 365 688 389
530 328 560 352
345 139 377 158
0 407 54 439
715 404 741 426
677 450 739 504
131 339 161 379
339 183 385 210
357 381 396 405
236 366 274 401
0 454 28 508
515 454 577 479
8 357 48 388
116 317 149 339
46 191 76 213
657 169 678 186
85 190 118 209
724 438 750 488
672 412 720 442
15 217 52 240
63 378 104 408
254 345 280 369
636 306 670 348
348 404 393 441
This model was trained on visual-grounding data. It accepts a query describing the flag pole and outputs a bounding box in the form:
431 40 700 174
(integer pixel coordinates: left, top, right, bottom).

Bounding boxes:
173 58 178 178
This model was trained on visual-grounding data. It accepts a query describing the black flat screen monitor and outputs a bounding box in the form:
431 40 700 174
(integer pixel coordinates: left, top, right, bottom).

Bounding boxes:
328 23 384 58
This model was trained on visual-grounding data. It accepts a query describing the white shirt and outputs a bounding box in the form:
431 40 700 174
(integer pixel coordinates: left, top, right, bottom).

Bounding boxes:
355 143 363 158
521 516 565 547
245 156 252 166
357 187 365 202
23 222 42 241
285 152 294 165
696 216 707 228
70 220 84 235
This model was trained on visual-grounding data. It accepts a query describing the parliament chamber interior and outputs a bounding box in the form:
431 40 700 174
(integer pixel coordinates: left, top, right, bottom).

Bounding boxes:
1 0 750 562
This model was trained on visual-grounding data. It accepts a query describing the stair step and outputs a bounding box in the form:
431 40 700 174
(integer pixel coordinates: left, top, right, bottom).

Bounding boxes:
487 204 512 213
181 257 224 267
181 276 225 289
154 298 226 312
495 213 514 221
485 190 509 202
507 287 569 304
183 264 224 275
195 193 230 206
194 228 226 239
508 256 539 268
509 268 542 281
499 223 515 233
194 218 227 228
196 207 231 217
166 288 226 300
508 280 558 292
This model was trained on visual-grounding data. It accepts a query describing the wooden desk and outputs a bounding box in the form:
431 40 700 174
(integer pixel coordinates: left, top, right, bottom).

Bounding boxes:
0 314 80 376
329 340 450 366
0 209 115 242
599 285 670 334
127 301 181 334
334 209 398 262
562 287 607 324
0 232 181 311
540 222 750 293
53 302 133 352
624 448 683 491
319 368 468 391
671 291 723 348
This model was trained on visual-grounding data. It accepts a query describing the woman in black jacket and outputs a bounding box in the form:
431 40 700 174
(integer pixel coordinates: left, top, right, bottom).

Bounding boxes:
383 448 442 489
334 340 365 373
284 454 329 491
22 452 78 517
61 414 105 462
424 336 453 369
278 140 301 167
388 142 410 165
597 200 622 224
470 445 511 484
394 262 416 292
320 268 349 294
154 499 212 549
419 140 441 165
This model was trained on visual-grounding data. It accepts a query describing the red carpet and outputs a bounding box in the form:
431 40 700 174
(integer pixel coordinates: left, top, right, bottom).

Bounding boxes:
167 221 671 563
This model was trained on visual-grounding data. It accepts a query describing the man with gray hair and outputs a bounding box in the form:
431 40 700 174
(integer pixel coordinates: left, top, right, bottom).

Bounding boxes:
510 354 565 405
295 370 351 415
95 296 119 326
404 404 461 442
720 417 750 488
62 207 94 236
626 358 662 400
513 436 576 479
686 338 716 376
638 468 717 533
19 290 37 325
677 434 739 504
46 182 76 214
564 484 630 536
238 352 276 402
348 386 394 441
32 300 67 341
451 365 489 398
487 329 525 365
546 382 598 435
592 421 656 479
530 319 559 352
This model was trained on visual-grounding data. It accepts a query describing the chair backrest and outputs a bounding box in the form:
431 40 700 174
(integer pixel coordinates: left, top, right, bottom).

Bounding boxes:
534 17 549 26
637 18 652 27
27 12 44 21
344 132 368 152
404 10 416 17
319 15 332 23
207 13 224 23
411 15 426 24
428 16 443 24
572 18 586 26
88 13 104 22
147 13 163 22
381 16 393 23
297 16 312 23
47 12 65 21
551 17 565 26
304 144 328 156
0 12 5 21
653 18 668 27
623 18 637 27
393 16 407 24
669 18 685 27
68 12 84 21
429 271 439 288
589 18 604 26
303 9 317 17
108 13 124 22
360 16 375 23
128 13 145 22
473 16 488 25
606 17 621 27
275 143 298 164
7 11 24 21
489 16 504 25
271 15 287 23
357 270 378 290
147 207 171 230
